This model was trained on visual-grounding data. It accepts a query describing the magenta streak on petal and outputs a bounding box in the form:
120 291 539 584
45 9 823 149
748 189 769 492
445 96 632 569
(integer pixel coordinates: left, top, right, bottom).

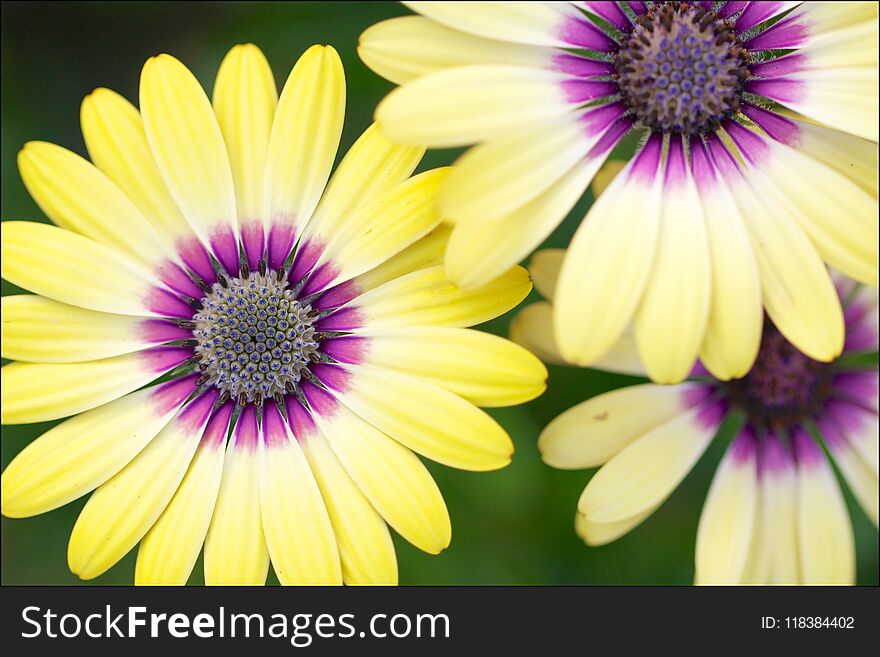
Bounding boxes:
722 119 769 166
791 426 824 467
317 307 365 332
178 389 219 431
705 133 744 180
815 413 847 452
663 134 688 189
234 404 259 452
301 261 342 298
138 319 191 344
581 102 626 137
744 15 809 50
554 53 615 78
267 222 297 271
146 286 196 319
688 137 717 187
139 345 193 373
155 260 203 298
261 402 289 448
209 226 240 277
737 2 793 33
759 431 794 475
289 238 325 284
728 425 758 464
627 132 663 183
719 1 749 19
321 335 370 365
561 80 617 104
699 1 714 10
833 372 879 413
315 280 363 311
559 16 618 51
175 236 216 284
749 53 807 79
843 302 879 352
202 401 234 448
150 374 199 415
744 78 805 106
285 395 319 442
583 2 631 32
300 380 338 418
682 382 717 408
311 363 352 392
741 104 802 146
695 398 728 432
628 2 646 16
587 116 633 157
240 220 265 271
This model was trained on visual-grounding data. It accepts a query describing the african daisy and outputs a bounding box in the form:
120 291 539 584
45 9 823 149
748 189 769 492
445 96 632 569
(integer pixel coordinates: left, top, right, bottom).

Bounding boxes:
0 44 547 585
512 249 878 584
361 1 879 383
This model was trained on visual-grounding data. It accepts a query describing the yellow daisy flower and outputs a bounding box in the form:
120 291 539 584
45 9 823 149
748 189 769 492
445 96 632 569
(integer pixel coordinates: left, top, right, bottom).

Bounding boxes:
360 1 879 384
0 44 547 585
513 249 878 584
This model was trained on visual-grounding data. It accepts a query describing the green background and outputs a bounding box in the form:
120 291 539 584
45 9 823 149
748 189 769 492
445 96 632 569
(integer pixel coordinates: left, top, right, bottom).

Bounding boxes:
1 1 877 586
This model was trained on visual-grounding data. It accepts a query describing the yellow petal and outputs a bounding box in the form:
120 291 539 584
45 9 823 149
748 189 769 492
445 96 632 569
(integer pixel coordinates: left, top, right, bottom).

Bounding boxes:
309 395 450 554
17 141 168 267
308 123 424 241
440 115 597 224
135 404 231 585
332 364 513 471
635 152 711 383
555 162 662 366
695 437 758 585
203 407 270 585
762 140 878 286
140 54 237 266
403 1 581 47
301 428 398 585
540 383 698 470
67 393 214 580
263 45 345 244
445 156 605 290
1 221 157 316
359 15 553 85
509 302 567 366
579 401 719 523
258 405 341 585
312 168 449 290
352 224 451 293
760 439 801 584
694 156 762 381
212 44 278 225
80 87 191 247
348 264 531 331
1 378 193 518
357 327 546 407
528 249 564 301
731 170 844 361
575 504 660 547
795 434 855 585
1 295 161 363
376 65 578 148
1 349 189 424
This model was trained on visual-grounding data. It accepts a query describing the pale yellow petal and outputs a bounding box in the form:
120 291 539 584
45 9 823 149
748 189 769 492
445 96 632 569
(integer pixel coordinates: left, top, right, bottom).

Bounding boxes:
357 327 546 407
540 383 698 470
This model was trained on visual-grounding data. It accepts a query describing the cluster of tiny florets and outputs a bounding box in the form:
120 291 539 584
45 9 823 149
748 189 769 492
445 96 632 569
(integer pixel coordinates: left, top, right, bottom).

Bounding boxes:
191 270 320 404
614 2 749 135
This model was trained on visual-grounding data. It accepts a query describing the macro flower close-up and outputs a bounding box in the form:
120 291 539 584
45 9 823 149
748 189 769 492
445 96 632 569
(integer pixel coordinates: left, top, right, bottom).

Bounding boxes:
513 248 878 584
0 42 548 586
361 1 879 384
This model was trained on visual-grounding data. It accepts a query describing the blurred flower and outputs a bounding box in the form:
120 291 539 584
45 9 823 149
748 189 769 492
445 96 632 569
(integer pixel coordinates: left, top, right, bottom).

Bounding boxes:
361 1 879 383
0 44 547 585
514 250 878 585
